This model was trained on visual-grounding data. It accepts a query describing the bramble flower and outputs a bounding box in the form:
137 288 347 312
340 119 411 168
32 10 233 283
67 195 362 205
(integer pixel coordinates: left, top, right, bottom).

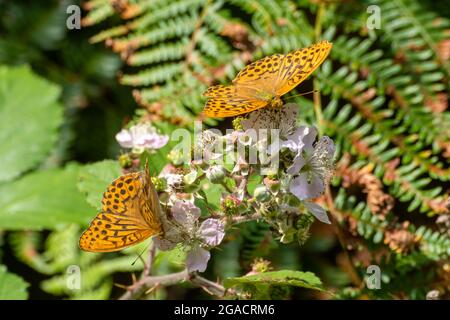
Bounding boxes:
288 127 335 201
171 200 200 231
156 200 225 273
205 165 226 183
116 122 168 153
242 103 298 138
187 216 225 272
163 173 184 191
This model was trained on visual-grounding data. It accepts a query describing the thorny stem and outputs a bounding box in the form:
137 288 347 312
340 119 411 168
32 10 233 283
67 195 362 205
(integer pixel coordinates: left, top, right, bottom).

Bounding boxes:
230 212 262 225
143 241 157 277
190 274 227 297
119 268 228 300
119 270 187 300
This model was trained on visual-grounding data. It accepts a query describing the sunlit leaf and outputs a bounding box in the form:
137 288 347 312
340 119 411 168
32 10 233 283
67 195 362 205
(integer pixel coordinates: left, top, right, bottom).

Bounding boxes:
0 265 29 299
0 65 63 182
0 164 94 229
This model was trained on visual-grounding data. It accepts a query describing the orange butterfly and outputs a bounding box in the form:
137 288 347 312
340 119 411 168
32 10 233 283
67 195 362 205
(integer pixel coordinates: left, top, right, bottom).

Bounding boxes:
79 163 163 252
202 40 332 118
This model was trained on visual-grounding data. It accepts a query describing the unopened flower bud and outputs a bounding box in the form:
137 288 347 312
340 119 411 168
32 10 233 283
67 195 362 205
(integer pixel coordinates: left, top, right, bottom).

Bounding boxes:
118 154 133 169
249 258 272 274
232 117 244 131
206 165 226 184
220 195 240 216
263 177 280 193
183 170 199 185
297 228 310 245
277 215 296 244
254 185 271 202
151 177 167 192
167 149 185 166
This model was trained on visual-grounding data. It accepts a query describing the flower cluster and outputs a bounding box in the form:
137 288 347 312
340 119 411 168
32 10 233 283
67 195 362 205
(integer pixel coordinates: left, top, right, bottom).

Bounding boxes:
115 103 336 273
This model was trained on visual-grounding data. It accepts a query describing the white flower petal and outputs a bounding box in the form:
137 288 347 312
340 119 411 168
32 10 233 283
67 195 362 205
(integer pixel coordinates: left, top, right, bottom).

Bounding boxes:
116 123 168 150
302 126 317 152
199 219 225 246
281 139 303 152
289 172 324 200
144 134 169 149
304 201 331 224
287 153 307 175
171 200 200 225
115 129 133 148
287 126 309 145
186 247 210 273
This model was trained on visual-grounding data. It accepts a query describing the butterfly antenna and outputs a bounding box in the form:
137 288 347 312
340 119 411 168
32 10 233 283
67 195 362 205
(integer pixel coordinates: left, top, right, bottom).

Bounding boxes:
131 243 151 266
285 89 318 100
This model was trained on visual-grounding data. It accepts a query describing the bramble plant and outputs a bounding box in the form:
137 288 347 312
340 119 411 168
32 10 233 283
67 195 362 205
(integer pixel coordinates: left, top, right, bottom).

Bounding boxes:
78 104 336 299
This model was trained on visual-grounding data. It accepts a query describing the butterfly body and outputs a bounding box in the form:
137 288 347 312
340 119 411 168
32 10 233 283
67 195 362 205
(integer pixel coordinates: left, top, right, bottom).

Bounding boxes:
79 164 165 252
202 40 332 118
269 96 283 109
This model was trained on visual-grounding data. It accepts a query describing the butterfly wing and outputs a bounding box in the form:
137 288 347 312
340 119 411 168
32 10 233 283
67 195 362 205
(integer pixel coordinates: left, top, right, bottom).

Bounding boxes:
232 54 286 96
203 85 237 98
202 85 268 117
79 170 162 252
274 40 332 96
144 162 165 230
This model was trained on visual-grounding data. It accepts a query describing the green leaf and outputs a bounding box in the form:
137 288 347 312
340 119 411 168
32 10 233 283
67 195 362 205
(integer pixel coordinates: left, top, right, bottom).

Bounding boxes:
224 270 324 291
0 65 63 182
153 245 187 270
0 164 94 230
246 174 263 195
200 181 225 210
0 265 29 299
77 160 122 210
142 149 169 176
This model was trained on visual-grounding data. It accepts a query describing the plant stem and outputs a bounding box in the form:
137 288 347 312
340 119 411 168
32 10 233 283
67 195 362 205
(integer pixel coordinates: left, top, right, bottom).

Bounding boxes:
119 270 189 300
325 185 363 287
313 3 325 135
230 212 262 225
190 274 227 297
143 241 156 277
119 269 227 300
119 239 228 300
